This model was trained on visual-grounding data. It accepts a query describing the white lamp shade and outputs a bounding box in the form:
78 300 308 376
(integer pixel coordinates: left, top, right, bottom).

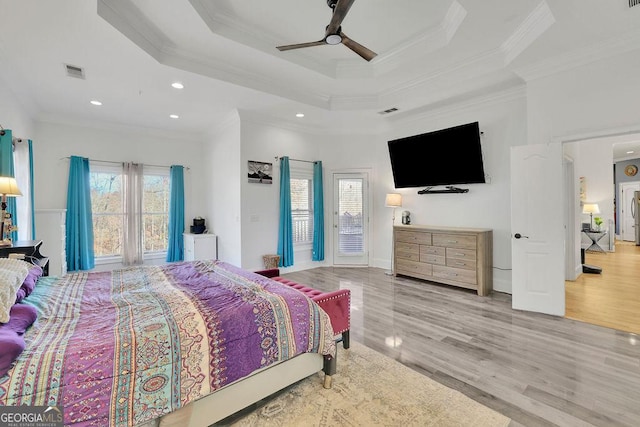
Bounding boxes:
582 203 600 215
0 176 22 197
385 193 402 208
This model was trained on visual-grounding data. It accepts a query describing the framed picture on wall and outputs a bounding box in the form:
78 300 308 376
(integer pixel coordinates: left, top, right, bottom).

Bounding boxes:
248 160 273 184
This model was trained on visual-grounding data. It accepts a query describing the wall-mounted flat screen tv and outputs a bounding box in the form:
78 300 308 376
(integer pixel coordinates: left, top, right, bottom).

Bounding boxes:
388 121 485 188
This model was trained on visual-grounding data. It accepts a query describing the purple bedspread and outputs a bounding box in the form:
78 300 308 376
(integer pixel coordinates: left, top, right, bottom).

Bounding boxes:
0 304 38 377
0 260 335 426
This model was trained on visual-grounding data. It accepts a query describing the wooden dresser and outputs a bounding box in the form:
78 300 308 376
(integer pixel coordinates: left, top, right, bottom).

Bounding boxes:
393 224 493 296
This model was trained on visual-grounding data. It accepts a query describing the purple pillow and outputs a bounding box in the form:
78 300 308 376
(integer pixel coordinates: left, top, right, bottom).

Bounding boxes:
14 265 43 304
0 303 37 377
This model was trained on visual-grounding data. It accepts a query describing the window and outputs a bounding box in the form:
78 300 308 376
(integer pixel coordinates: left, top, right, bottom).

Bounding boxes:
90 163 170 259
142 170 170 253
91 165 123 257
290 167 314 245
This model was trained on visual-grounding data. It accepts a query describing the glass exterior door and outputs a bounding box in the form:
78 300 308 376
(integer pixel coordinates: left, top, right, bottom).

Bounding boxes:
333 173 368 265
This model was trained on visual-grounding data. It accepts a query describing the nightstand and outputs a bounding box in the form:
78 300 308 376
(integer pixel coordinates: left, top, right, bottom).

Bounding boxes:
0 240 50 275
183 233 217 261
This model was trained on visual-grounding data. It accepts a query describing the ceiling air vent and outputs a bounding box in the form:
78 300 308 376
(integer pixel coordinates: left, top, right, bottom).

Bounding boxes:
630 0 639 7
378 107 399 115
64 64 85 79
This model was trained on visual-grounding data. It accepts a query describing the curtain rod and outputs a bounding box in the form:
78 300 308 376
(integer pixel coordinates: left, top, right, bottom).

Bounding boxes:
61 156 190 170
275 156 316 164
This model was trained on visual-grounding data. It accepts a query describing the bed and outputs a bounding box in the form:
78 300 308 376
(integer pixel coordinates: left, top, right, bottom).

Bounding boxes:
0 259 336 426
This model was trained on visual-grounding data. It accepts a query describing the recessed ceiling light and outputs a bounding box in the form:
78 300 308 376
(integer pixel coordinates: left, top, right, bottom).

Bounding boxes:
169 114 179 119
296 113 305 118
90 100 102 106
627 151 635 154
171 82 184 89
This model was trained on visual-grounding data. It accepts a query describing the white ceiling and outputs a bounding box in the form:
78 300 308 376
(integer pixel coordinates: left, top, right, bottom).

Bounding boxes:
1 0 640 157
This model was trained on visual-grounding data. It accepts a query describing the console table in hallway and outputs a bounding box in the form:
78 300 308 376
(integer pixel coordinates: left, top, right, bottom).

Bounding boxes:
583 230 607 253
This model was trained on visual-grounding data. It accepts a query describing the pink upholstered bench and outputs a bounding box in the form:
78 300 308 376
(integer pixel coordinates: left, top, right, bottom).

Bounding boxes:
255 268 351 349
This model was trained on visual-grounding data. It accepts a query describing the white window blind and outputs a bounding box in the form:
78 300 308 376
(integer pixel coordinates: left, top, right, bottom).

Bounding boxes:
338 178 364 253
290 166 314 245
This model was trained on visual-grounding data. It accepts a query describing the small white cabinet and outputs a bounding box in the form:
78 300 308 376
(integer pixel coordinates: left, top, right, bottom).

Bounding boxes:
183 233 217 261
35 209 67 276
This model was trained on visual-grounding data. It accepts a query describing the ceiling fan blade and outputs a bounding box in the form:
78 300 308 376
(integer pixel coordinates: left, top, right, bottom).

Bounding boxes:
276 40 327 51
340 33 377 61
326 0 356 35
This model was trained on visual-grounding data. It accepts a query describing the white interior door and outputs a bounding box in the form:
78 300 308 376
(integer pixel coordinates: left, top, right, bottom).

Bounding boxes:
511 143 565 316
333 172 369 265
620 182 640 241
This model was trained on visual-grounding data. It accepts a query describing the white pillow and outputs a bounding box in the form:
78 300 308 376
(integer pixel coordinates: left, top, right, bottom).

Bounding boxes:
0 258 32 323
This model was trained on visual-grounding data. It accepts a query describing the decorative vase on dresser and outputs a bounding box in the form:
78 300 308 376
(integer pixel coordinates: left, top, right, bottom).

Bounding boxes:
393 224 493 296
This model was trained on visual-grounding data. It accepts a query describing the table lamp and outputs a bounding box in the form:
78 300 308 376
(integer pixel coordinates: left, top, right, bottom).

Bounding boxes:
385 193 402 275
582 203 600 231
0 176 22 246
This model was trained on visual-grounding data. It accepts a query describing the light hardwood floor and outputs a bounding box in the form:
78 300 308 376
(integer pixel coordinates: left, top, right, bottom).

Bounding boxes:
282 266 640 427
566 241 640 334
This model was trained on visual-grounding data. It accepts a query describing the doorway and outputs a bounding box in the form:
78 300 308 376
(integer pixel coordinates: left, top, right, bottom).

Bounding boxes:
563 133 640 333
333 172 369 265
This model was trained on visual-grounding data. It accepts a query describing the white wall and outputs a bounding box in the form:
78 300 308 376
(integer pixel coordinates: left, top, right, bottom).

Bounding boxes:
566 139 615 234
0 76 36 241
32 120 206 269
238 113 324 271
0 76 35 139
384 92 527 293
527 51 640 145
321 133 383 269
204 112 242 266
217 91 526 294
523 48 640 299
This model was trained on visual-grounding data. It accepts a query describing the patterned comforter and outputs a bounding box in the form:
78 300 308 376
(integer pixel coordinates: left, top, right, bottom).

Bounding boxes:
0 260 336 426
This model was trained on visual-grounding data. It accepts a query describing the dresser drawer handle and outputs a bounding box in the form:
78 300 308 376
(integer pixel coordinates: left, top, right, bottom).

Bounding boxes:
455 262 466 266
446 240 458 244
453 253 465 257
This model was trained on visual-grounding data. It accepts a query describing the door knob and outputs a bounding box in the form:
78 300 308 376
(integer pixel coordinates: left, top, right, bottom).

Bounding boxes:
514 233 529 239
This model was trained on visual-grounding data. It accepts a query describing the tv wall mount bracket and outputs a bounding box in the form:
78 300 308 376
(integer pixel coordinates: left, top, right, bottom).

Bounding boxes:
417 186 469 194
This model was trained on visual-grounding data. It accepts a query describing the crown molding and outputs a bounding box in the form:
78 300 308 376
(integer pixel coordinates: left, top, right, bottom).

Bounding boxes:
36 112 205 142
97 0 174 63
371 1 466 76
161 47 331 110
442 1 468 41
97 0 531 116
237 109 385 136
380 48 504 101
514 29 640 82
189 0 466 81
204 110 241 137
387 85 526 126
501 1 555 65
100 0 334 109
330 95 380 111
188 0 338 78
238 110 334 135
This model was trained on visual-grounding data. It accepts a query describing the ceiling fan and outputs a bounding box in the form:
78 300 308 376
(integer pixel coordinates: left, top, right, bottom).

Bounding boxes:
276 0 377 62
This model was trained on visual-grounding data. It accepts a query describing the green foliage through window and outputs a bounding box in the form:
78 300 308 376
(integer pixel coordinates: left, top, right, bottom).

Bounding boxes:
90 166 170 258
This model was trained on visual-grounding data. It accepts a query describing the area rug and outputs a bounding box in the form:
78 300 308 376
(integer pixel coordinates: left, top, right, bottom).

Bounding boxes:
224 342 511 427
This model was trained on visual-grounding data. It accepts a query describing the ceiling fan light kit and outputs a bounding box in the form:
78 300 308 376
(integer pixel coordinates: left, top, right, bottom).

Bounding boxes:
276 0 377 62
325 34 342 45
